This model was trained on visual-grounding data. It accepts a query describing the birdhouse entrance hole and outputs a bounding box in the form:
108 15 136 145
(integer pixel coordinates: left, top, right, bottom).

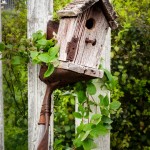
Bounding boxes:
86 18 95 29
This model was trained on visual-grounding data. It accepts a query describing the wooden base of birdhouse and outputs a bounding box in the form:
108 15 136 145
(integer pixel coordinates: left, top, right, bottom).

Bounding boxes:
39 64 96 87
58 62 104 78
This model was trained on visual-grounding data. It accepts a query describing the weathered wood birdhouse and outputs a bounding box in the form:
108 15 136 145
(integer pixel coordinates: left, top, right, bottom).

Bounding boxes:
57 0 118 78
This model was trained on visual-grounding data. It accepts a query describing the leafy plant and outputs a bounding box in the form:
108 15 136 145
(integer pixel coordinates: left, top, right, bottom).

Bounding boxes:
72 70 121 149
111 0 150 149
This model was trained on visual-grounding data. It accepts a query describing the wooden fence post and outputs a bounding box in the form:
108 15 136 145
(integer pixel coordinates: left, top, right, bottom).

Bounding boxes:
27 0 53 149
0 3 4 150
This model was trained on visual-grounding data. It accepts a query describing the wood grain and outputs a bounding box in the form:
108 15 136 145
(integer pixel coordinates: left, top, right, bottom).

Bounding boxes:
57 0 118 29
27 0 53 149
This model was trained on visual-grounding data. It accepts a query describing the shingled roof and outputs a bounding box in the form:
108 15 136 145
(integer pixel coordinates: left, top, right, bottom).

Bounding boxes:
57 0 118 29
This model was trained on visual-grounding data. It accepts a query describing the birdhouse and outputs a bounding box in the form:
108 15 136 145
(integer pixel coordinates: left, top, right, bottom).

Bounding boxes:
56 0 118 78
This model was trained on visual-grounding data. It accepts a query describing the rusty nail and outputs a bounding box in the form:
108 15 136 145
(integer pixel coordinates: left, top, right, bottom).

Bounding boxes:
85 38 96 46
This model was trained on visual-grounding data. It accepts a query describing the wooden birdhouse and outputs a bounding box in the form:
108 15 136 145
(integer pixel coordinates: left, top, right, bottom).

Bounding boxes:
57 0 118 78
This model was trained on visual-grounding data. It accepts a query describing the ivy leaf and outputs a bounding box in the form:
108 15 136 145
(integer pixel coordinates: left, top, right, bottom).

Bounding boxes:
110 101 121 110
82 138 97 150
73 112 82 119
37 39 48 46
44 64 54 78
48 45 59 57
32 30 43 42
38 53 51 63
81 131 91 141
83 123 93 131
102 116 113 124
99 95 109 107
101 108 109 116
78 104 85 115
90 114 102 125
74 137 82 148
30 51 39 59
77 123 84 134
90 124 108 137
104 69 113 81
0 42 5 51
86 82 96 95
77 90 86 103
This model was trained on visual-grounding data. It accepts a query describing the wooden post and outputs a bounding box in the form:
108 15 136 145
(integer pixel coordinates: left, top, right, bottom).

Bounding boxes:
0 3 4 150
93 29 111 150
27 0 53 149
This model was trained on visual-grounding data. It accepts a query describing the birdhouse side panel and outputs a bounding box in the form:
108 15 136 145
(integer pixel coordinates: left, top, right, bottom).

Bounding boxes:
74 4 109 68
57 18 77 61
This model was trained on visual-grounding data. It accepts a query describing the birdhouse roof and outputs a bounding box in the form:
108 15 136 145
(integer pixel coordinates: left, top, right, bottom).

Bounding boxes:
57 0 118 29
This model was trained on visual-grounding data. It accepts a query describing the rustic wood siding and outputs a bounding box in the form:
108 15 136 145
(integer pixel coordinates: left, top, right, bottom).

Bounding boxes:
57 4 109 77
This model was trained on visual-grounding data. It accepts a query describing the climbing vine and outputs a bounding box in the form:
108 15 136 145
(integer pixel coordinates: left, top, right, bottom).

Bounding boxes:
72 70 121 149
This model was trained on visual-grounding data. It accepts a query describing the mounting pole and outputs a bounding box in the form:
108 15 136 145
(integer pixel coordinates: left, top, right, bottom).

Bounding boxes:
27 0 53 149
0 2 4 150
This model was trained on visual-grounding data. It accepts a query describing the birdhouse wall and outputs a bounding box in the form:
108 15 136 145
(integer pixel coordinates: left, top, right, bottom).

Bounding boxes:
57 4 109 77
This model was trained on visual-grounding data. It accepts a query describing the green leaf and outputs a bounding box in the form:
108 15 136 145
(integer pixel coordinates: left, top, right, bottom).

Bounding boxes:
90 124 108 137
78 105 85 115
99 95 109 107
77 123 84 134
81 131 91 141
110 101 121 110
30 51 39 59
77 90 86 103
101 108 109 116
82 138 97 150
48 45 59 57
74 138 82 148
32 30 43 42
38 53 51 63
11 56 22 65
83 123 93 131
0 42 5 51
65 126 70 132
102 116 113 124
73 112 82 119
44 64 54 78
37 39 48 46
86 82 96 95
104 69 113 82
90 114 102 125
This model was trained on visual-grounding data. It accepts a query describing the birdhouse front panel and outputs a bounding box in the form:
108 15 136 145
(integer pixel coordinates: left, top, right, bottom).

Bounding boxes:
73 4 109 68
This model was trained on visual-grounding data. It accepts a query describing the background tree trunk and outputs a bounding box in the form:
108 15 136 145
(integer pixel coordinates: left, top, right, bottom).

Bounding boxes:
27 0 53 149
0 3 4 150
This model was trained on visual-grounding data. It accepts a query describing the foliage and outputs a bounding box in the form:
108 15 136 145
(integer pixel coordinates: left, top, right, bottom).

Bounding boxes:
111 0 150 149
53 0 72 20
53 87 75 149
73 74 120 149
1 2 28 149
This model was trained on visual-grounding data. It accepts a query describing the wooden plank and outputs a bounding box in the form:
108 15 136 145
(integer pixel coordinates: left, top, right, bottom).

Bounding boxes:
0 3 4 150
74 5 109 68
58 62 104 78
27 0 53 149
92 28 111 150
